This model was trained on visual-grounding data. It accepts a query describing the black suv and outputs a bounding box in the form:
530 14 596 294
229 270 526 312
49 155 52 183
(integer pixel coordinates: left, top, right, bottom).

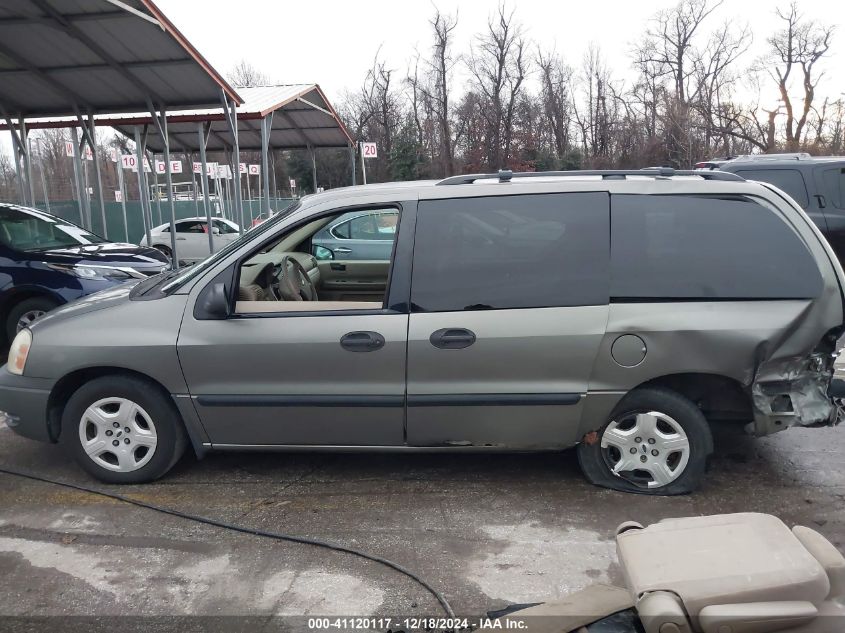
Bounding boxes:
700 154 845 262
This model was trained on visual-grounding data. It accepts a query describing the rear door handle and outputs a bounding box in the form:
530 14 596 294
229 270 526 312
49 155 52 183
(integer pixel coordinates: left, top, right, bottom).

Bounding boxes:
334 247 352 254
430 328 476 350
340 331 385 352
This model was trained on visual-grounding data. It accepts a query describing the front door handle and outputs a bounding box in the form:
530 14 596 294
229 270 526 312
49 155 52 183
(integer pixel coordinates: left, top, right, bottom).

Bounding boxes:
334 247 352 254
340 331 385 352
430 328 476 350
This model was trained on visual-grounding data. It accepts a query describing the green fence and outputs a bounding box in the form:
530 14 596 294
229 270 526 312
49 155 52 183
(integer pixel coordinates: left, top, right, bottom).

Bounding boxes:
35 198 296 244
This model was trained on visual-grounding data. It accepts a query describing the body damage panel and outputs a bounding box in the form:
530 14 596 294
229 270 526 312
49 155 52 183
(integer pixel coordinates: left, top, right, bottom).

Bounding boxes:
581 300 842 438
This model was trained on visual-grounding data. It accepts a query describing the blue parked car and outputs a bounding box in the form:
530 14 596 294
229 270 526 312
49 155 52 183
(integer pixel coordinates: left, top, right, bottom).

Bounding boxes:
0 203 169 341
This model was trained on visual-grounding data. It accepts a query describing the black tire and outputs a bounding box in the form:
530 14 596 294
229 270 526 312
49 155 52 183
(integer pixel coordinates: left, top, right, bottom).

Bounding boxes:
154 244 172 259
6 296 60 341
577 387 713 496
60 375 187 484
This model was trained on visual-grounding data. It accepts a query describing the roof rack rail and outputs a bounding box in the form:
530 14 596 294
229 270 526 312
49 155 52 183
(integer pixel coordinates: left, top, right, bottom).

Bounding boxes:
436 168 745 185
729 152 811 162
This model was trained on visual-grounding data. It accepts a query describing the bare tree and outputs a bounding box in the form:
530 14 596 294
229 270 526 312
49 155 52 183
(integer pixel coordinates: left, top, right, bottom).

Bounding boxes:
466 3 528 169
227 60 270 88
537 50 574 162
765 2 835 150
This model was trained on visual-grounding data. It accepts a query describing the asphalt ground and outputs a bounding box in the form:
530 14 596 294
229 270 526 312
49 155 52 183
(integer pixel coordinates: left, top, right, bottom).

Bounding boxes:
1 416 844 626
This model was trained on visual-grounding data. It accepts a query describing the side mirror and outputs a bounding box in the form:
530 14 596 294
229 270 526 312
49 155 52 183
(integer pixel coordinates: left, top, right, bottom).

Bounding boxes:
200 282 230 319
313 245 334 261
211 226 221 235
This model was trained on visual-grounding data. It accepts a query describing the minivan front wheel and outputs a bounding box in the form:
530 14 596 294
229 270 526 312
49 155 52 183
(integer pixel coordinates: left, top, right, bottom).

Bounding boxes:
61 375 186 484
577 387 713 495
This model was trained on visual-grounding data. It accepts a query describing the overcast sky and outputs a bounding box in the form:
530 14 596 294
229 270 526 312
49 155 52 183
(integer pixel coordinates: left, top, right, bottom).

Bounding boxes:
157 0 843 102
2 0 843 158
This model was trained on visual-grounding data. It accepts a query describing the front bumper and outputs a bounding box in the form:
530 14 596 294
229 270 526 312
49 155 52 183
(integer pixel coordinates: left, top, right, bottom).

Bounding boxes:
0 366 53 442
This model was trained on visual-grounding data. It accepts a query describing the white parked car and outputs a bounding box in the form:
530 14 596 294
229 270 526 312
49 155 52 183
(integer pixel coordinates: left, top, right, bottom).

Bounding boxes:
141 217 241 263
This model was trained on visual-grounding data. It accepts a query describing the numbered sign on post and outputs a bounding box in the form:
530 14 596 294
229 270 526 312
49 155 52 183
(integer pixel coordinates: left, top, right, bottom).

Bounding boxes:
192 162 202 174
155 160 166 174
65 141 74 157
239 163 247 174
121 155 137 170
114 190 123 202
84 146 93 161
170 160 183 174
109 149 118 162
361 142 377 158
206 162 217 176
248 164 260 175
290 178 296 189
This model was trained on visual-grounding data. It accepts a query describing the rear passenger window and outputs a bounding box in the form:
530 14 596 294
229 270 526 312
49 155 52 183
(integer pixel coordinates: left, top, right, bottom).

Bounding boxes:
734 169 809 207
611 194 823 300
411 193 609 312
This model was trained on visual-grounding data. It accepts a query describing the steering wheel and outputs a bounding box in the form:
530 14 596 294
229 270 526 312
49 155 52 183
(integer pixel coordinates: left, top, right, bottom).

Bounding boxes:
271 256 318 301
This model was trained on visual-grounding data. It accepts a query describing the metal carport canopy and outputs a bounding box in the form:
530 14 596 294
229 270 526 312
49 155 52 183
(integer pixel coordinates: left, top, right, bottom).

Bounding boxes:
0 0 241 117
89 85 354 151
0 0 245 263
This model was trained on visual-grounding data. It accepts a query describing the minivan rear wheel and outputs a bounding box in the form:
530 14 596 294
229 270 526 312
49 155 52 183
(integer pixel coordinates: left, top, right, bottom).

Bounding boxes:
577 387 713 495
61 375 187 484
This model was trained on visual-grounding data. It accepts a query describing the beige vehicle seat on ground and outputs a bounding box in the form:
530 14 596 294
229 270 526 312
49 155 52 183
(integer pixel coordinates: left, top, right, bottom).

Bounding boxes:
616 512 845 633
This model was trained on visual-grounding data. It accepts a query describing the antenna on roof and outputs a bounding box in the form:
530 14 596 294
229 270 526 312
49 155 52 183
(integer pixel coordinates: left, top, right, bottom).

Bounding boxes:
498 169 513 183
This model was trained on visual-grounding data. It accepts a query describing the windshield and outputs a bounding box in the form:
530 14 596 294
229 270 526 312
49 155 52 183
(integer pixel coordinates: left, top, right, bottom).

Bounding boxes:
161 202 302 293
0 204 108 252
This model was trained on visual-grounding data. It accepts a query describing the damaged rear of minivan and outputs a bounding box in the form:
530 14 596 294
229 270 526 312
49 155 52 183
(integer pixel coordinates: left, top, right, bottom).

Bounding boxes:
577 179 845 494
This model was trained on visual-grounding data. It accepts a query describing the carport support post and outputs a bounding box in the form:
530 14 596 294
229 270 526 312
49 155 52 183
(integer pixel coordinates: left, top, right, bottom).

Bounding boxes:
161 115 178 268
270 148 277 203
36 137 51 214
20 121 35 206
70 127 88 227
348 143 356 186
151 155 163 226
222 95 245 236
87 114 108 238
133 127 152 247
261 113 272 215
6 120 26 204
189 151 200 219
0 107 26 204
310 146 317 193
197 123 213 255
245 170 253 223
115 145 128 241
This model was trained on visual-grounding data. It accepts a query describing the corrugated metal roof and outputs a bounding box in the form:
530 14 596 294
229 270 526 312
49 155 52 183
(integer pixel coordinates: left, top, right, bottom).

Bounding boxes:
1 84 355 150
0 0 242 117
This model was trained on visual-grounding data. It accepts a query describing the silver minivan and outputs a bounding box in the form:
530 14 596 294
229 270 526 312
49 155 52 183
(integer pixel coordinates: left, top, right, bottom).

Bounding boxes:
1 169 843 495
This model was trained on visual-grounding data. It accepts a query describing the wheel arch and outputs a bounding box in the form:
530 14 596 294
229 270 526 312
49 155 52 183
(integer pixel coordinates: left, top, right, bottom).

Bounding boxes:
633 372 753 424
47 366 206 457
0 286 65 320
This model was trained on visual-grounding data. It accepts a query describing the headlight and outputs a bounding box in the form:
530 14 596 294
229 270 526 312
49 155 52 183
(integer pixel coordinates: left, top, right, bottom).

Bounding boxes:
46 263 141 281
8 328 32 376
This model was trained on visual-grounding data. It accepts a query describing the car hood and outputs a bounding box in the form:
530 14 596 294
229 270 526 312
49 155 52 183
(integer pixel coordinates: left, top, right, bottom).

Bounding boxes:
32 280 142 328
34 243 169 270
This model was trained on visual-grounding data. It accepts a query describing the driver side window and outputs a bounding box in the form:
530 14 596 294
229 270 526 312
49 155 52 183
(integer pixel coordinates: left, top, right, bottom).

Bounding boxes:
234 206 400 314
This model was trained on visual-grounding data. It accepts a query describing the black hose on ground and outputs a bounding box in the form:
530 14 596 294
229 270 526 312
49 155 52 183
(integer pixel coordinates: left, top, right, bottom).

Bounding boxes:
0 466 455 618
